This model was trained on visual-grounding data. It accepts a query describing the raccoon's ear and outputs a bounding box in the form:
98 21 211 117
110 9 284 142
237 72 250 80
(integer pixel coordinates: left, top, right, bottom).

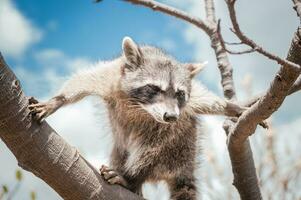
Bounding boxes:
122 36 142 70
186 61 208 78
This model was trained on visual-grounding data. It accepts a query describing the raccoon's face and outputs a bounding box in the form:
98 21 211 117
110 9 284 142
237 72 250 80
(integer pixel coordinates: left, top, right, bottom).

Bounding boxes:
120 37 205 124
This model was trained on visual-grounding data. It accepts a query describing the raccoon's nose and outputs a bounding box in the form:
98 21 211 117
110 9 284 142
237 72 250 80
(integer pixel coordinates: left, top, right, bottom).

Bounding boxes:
163 112 178 122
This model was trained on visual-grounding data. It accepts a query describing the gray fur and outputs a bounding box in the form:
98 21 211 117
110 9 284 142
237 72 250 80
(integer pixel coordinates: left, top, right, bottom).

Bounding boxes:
29 36 245 200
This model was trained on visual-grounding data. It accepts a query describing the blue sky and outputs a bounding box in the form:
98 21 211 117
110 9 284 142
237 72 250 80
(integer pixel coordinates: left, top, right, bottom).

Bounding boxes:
7 0 193 74
15 0 192 58
0 0 300 199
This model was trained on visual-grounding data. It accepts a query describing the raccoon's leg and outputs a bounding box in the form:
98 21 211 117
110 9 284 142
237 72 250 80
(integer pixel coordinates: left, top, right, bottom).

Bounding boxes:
29 63 121 122
29 95 66 122
101 147 129 188
100 147 144 195
167 173 197 200
189 81 246 117
100 165 129 187
99 165 144 195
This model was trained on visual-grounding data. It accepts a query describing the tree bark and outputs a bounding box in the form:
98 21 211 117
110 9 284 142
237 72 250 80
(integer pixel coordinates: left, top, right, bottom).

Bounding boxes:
227 22 301 200
0 53 142 200
203 1 262 199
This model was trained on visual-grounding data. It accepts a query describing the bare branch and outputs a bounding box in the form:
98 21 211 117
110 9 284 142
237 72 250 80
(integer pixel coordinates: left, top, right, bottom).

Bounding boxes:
123 0 212 34
0 53 142 200
109 1 300 199
204 1 262 199
289 74 301 94
224 41 243 45
217 21 257 55
204 0 216 23
293 0 301 19
226 0 301 70
226 48 256 55
228 24 301 155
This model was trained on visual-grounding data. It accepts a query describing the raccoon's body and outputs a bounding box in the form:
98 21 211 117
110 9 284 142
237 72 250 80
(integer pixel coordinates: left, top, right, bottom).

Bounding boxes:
108 90 199 195
30 37 245 200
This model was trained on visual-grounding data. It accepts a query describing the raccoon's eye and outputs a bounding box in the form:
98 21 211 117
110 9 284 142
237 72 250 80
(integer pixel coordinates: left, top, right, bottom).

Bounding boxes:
175 90 185 102
145 84 162 95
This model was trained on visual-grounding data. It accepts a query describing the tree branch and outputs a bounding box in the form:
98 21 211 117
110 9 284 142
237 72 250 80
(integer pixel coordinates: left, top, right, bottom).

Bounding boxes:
293 0 301 20
289 73 301 94
203 0 236 100
227 18 301 200
121 0 262 199
123 0 212 34
204 0 216 23
0 53 142 200
226 0 301 70
204 1 262 199
217 20 257 55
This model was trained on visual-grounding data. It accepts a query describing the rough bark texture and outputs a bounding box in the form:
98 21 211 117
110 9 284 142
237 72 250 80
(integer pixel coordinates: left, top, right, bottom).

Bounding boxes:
0 53 142 200
227 23 301 200
228 26 301 144
203 1 261 199
121 1 301 200
226 0 300 70
1 0 301 199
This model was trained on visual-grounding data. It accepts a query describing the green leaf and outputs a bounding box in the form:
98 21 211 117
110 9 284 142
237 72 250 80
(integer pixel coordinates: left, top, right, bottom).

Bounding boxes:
30 191 36 200
2 185 8 193
15 170 23 181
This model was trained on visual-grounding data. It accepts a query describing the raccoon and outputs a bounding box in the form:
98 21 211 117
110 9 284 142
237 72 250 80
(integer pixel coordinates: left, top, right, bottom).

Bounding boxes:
29 37 244 200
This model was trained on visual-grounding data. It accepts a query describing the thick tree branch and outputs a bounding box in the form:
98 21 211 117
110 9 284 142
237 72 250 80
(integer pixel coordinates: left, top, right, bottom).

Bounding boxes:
226 0 300 70
203 0 236 100
204 1 262 199
227 20 301 197
121 0 262 199
225 1 301 197
204 0 216 23
0 53 142 200
122 0 236 100
289 74 301 94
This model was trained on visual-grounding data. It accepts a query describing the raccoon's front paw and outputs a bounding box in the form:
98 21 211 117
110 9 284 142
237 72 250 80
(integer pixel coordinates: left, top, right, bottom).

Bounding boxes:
100 165 128 188
28 96 64 123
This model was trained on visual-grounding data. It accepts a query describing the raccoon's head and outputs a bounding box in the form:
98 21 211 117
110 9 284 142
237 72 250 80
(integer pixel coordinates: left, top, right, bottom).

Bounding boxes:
120 37 205 124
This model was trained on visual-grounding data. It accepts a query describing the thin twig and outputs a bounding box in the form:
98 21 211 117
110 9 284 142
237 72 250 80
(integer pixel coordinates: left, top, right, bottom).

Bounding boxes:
227 24 301 152
224 41 243 45
205 1 262 199
124 0 212 34
217 20 257 55
226 0 301 70
226 48 257 55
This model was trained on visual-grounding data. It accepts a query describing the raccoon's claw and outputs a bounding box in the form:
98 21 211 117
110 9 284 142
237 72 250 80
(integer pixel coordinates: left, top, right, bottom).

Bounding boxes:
100 165 128 187
28 96 39 104
259 120 269 129
29 101 53 123
29 103 48 123
29 96 65 123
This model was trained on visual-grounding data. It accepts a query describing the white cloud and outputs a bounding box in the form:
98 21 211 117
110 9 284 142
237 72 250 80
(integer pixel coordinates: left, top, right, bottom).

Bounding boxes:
14 49 94 98
160 38 176 51
1 1 300 198
34 49 93 72
162 0 298 98
34 49 65 62
0 0 42 58
47 97 113 163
